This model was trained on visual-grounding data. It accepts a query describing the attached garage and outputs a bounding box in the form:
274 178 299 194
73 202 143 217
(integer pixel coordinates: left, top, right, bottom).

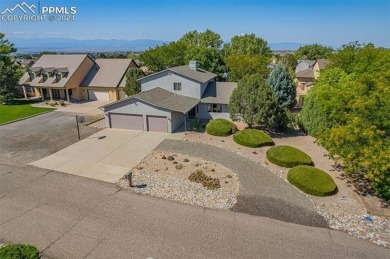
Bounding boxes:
147 116 168 132
101 88 200 133
88 90 110 101
109 113 143 130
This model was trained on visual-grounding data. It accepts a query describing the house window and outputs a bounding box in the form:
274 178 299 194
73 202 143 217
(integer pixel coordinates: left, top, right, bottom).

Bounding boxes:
173 82 182 91
29 72 35 81
55 73 62 82
52 89 60 98
26 87 33 93
42 73 48 82
207 104 222 113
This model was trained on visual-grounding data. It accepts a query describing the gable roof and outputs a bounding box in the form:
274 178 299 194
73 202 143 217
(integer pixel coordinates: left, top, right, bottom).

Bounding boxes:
301 60 316 67
201 82 237 104
101 87 200 113
19 54 92 88
81 59 133 88
296 68 315 79
316 59 329 69
140 65 217 84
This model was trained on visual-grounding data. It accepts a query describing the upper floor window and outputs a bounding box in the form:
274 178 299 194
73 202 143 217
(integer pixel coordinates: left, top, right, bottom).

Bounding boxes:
55 73 62 82
29 72 35 81
42 73 48 82
208 104 222 113
174 82 182 91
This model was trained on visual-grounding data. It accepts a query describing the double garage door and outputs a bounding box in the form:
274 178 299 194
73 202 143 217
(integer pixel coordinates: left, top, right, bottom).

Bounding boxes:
109 113 167 132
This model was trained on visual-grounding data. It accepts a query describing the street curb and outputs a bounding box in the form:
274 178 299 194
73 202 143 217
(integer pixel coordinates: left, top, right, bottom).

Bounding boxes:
0 110 55 126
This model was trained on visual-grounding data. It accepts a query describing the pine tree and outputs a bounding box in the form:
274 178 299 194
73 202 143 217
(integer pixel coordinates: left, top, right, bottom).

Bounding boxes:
124 68 144 96
267 64 296 108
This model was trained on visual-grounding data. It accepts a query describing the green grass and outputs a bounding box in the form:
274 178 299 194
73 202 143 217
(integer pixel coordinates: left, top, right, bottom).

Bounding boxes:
205 118 236 136
288 165 337 196
266 145 313 168
233 129 274 148
0 102 54 124
0 244 40 259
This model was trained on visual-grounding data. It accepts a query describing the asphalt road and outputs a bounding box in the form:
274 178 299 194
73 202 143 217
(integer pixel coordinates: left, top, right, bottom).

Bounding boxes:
0 111 102 164
0 163 388 259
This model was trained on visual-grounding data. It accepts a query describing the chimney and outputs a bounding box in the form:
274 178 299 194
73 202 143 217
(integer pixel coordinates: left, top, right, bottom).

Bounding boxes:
189 61 198 71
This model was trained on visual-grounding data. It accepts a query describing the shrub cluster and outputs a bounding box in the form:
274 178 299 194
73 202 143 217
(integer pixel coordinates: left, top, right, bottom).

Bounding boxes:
188 170 221 190
266 145 313 168
0 244 40 259
233 129 274 148
205 118 236 136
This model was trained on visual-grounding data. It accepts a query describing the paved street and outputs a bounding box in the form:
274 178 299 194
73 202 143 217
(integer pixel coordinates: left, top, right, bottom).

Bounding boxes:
0 163 388 259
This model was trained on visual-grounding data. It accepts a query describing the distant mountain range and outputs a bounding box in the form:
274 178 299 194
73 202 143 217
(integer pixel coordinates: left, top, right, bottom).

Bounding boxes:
10 37 314 53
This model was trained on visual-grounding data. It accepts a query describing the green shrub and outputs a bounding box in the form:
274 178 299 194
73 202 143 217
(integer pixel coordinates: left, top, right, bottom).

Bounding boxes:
0 244 40 259
188 170 220 190
287 165 337 196
205 118 235 136
266 145 313 168
233 129 274 148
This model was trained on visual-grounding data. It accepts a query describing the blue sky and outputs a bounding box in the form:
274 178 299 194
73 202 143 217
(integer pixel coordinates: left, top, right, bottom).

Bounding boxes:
1 0 389 47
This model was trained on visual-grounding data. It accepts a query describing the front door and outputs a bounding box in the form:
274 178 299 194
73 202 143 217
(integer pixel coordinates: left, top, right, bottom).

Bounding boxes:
188 106 196 118
53 89 60 98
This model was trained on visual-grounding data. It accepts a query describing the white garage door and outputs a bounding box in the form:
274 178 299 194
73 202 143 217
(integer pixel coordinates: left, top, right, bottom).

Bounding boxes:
110 113 143 130
147 116 167 132
88 90 110 101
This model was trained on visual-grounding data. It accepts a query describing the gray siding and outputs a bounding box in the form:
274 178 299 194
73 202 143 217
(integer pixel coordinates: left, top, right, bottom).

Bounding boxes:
171 111 186 132
141 71 203 99
197 103 230 120
104 98 173 132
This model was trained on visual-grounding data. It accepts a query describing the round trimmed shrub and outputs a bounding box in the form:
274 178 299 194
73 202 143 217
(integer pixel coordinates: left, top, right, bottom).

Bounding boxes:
205 118 236 136
266 145 313 168
233 129 274 148
287 165 337 196
0 244 40 259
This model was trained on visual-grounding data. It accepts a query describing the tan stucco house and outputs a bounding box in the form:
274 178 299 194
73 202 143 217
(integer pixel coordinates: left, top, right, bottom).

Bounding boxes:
18 54 140 102
100 61 237 133
295 59 329 105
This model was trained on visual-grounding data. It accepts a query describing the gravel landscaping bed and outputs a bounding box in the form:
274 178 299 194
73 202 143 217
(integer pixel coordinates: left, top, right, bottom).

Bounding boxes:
184 130 390 248
118 151 239 209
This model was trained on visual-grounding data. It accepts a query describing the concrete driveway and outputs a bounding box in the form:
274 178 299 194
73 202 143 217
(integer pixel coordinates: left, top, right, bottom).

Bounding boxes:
31 128 168 183
32 100 110 115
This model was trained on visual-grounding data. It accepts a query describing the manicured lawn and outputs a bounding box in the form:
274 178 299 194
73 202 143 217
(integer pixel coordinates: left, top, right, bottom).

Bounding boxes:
288 165 337 196
0 102 54 124
266 145 313 168
205 118 236 136
0 244 40 259
233 129 274 148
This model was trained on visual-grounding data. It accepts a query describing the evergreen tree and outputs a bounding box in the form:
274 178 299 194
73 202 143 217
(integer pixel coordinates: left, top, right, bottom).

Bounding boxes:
124 68 143 96
267 64 296 108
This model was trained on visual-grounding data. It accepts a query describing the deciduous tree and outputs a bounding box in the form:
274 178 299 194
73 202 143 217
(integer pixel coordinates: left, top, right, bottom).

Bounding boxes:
295 44 333 60
225 54 269 81
223 34 272 57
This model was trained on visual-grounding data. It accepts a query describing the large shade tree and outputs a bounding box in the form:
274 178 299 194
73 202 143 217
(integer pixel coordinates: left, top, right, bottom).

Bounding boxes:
225 54 269 81
295 44 333 60
222 34 272 57
0 33 22 103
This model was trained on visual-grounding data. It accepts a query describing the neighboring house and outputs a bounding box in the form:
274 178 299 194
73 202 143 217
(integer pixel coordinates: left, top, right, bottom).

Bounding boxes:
295 59 329 105
100 61 237 133
18 54 139 102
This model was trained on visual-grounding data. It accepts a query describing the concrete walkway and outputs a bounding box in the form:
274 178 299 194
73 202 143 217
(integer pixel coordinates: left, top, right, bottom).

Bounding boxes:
31 129 168 183
32 100 110 115
157 139 327 227
0 164 388 259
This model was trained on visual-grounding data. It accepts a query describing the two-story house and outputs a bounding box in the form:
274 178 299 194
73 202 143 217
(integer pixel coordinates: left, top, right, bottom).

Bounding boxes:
100 61 237 133
295 59 329 105
18 54 140 102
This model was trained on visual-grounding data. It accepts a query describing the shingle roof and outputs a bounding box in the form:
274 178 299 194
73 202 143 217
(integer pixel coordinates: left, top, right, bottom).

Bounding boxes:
81 59 132 88
302 60 316 67
201 82 237 104
140 65 217 84
296 68 315 79
316 59 329 69
101 87 200 113
19 54 91 88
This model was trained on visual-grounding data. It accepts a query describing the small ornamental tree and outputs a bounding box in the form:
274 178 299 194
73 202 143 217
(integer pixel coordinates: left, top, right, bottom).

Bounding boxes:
229 73 279 129
124 68 144 96
267 64 296 108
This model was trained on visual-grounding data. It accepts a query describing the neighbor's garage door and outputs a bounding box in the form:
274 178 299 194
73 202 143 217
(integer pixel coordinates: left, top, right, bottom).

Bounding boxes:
147 115 167 132
110 113 143 130
88 90 110 101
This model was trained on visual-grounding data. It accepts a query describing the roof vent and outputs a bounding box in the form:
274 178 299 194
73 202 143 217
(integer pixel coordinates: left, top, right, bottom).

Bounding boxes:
189 61 198 71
